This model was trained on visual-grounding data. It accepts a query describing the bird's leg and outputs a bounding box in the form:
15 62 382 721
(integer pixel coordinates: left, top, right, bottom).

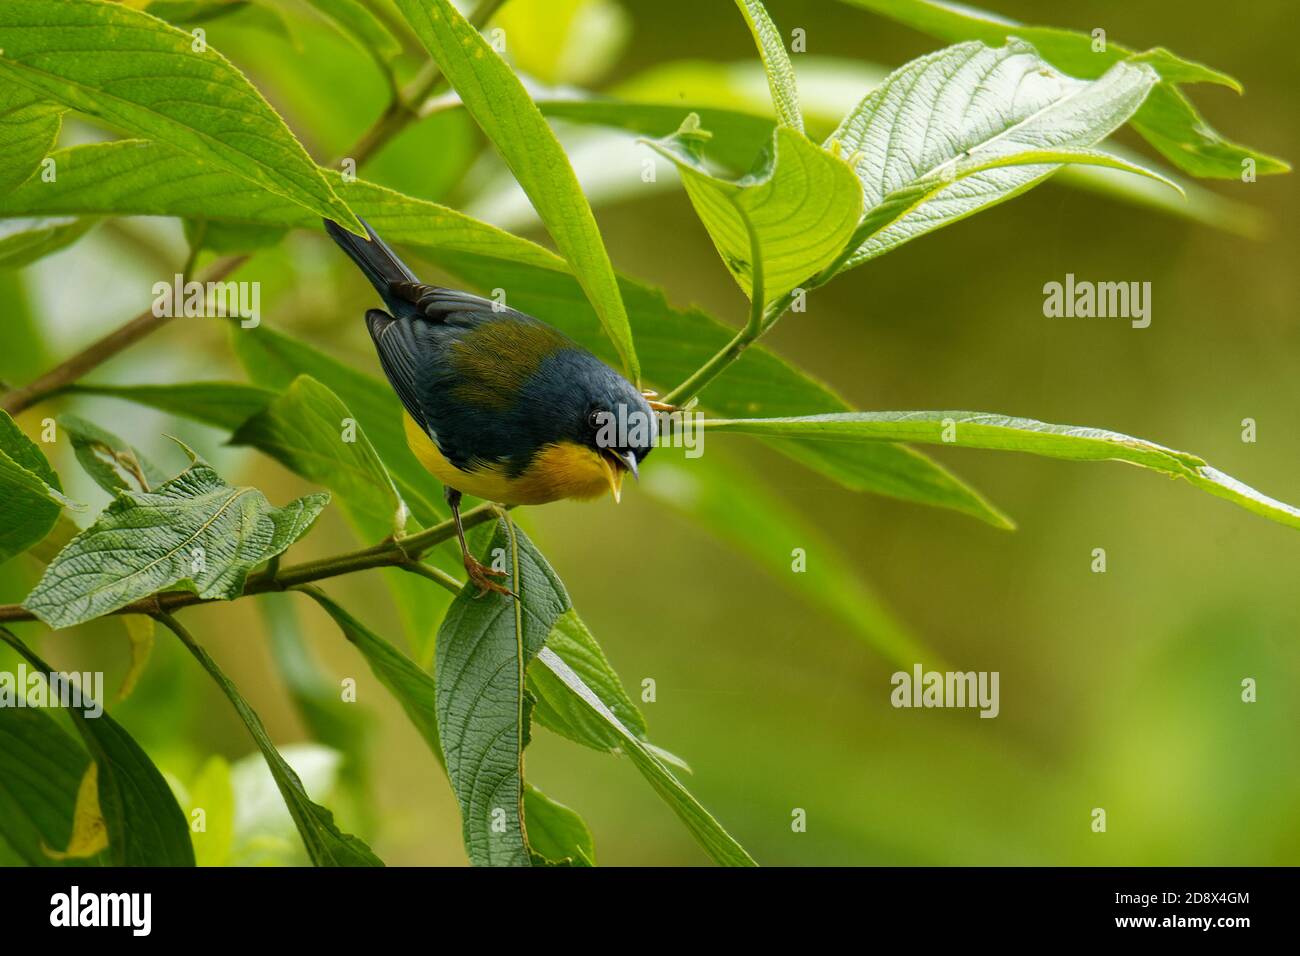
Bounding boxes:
444 486 513 598
640 388 677 413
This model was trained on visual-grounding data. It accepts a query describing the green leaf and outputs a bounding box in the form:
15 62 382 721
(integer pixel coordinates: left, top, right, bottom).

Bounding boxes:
838 0 1289 178
259 594 371 786
646 118 861 306
527 609 649 748
703 412 1300 532
435 517 567 866
642 453 933 667
523 784 594 866
0 628 195 866
23 444 327 628
0 216 98 268
66 380 278 432
186 755 235 867
827 41 1160 272
0 0 363 231
0 410 66 566
394 0 639 381
0 705 101 866
59 413 167 495
734 0 802 132
158 615 383 866
230 374 405 530
0 85 61 194
532 647 757 866
303 587 443 763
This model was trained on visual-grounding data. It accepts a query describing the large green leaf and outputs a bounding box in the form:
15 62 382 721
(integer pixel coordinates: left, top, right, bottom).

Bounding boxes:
703 412 1300 532
827 41 1163 272
304 586 597 866
734 0 802 132
158 615 383 866
0 0 363 231
0 85 61 194
1 140 1004 526
0 628 195 866
0 705 101 866
23 444 327 628
838 0 1289 179
393 0 639 381
646 119 861 306
531 647 757 866
230 374 405 530
0 410 67 566
435 517 567 866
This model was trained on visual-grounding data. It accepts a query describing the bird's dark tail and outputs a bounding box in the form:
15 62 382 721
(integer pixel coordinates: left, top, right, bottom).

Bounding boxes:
323 217 417 310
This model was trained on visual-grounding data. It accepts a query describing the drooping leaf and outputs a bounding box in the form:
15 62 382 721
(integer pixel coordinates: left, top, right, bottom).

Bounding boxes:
703 412 1300 532
837 0 1289 178
394 0 639 381
827 41 1162 272
159 615 383 866
0 216 99 268
0 0 363 231
434 517 567 866
59 413 167 495
23 444 328 628
230 374 406 530
734 0 802 132
0 410 67 566
646 117 861 306
531 647 757 866
0 704 102 866
0 628 195 866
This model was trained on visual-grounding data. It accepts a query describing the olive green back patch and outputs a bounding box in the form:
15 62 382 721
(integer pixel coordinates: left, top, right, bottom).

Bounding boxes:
449 319 571 409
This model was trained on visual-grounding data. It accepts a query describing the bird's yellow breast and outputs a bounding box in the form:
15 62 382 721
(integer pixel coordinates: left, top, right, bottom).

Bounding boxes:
403 414 615 505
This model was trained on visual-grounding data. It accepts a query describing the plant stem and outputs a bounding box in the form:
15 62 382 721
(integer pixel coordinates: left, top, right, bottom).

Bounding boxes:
0 502 499 624
660 290 796 407
1 256 245 417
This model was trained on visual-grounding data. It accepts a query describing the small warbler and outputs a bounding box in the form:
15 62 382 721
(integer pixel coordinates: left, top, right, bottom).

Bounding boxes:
324 218 660 595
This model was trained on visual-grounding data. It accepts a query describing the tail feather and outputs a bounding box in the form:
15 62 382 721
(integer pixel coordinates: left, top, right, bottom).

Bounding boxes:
323 217 417 310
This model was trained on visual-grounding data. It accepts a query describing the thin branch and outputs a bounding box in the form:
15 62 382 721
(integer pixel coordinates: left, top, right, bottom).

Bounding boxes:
1 255 245 417
0 502 499 624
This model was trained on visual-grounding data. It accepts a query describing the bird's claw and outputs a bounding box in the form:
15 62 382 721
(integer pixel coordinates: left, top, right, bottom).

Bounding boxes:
465 555 514 599
641 389 676 413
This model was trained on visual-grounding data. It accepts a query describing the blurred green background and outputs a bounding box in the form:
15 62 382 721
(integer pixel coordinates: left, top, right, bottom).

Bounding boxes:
2 0 1298 865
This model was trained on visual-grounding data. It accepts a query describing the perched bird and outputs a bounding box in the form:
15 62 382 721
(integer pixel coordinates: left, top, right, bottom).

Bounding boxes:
324 218 659 595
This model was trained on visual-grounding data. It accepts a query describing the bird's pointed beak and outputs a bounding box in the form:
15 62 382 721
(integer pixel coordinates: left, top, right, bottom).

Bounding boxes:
601 450 638 503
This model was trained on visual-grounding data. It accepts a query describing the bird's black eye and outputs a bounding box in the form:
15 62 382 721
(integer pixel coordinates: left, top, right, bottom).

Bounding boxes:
587 408 604 432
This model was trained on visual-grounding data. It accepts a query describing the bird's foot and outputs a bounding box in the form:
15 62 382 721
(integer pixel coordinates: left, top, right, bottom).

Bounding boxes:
465 554 514 599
